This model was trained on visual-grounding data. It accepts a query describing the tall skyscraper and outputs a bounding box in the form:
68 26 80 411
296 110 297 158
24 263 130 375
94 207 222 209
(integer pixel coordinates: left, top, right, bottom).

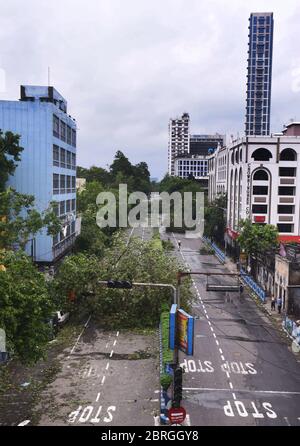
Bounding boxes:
168 112 190 175
245 12 274 136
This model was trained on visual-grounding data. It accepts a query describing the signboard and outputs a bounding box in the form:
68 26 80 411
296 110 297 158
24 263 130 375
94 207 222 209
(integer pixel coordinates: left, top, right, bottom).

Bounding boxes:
177 309 194 355
169 304 177 350
254 215 265 223
168 406 186 425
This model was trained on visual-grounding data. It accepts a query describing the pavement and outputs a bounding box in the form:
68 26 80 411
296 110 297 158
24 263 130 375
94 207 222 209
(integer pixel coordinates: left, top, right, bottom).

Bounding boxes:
161 230 300 426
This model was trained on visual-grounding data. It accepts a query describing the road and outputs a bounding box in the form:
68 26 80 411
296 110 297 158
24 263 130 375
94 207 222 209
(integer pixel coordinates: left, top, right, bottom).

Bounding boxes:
163 232 300 426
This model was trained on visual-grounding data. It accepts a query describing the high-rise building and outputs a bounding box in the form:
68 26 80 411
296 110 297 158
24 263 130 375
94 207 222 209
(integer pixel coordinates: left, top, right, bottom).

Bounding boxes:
0 85 79 263
168 112 190 175
245 12 274 136
190 134 225 156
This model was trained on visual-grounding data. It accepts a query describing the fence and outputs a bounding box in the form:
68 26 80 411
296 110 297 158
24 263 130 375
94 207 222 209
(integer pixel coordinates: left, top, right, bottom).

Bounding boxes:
240 267 266 302
202 236 226 263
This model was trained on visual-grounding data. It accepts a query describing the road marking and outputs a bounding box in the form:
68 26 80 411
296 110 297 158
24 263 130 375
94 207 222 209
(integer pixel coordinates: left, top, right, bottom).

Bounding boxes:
183 387 300 395
96 393 101 402
101 376 106 386
221 355 225 361
210 327 214 333
110 350 114 358
219 348 223 355
229 382 234 389
213 333 217 338
68 314 91 358
284 417 291 426
232 393 237 400
153 416 160 426
113 340 117 346
216 340 220 346
105 362 110 370
105 343 109 348
18 420 30 426
116 331 119 337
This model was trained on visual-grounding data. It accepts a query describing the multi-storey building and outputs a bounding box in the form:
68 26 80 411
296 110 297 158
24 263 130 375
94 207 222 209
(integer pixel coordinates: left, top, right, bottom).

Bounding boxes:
168 113 190 175
245 12 274 136
226 123 300 250
208 144 228 202
190 134 225 156
0 85 78 263
174 154 209 180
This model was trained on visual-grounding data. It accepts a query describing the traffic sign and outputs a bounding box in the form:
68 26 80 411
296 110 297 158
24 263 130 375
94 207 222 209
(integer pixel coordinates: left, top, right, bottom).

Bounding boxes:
168 406 186 425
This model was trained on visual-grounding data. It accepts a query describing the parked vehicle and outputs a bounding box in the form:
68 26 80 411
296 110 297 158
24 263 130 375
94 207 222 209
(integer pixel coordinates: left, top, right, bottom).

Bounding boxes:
56 311 69 326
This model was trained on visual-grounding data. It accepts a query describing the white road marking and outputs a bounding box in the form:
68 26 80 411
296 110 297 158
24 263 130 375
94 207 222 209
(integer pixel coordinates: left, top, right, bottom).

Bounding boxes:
284 417 291 426
210 327 214 333
68 315 91 358
96 392 101 402
213 333 217 338
110 350 114 358
183 387 300 395
116 331 119 337
105 362 110 370
216 340 220 346
153 416 160 426
101 376 106 386
18 420 30 426
113 340 117 346
221 355 225 361
229 382 234 389
105 343 109 348
232 393 237 400
219 348 223 355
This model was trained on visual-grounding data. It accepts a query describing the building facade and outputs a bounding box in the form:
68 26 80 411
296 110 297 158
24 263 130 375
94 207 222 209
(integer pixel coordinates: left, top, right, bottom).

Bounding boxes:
208 144 228 202
174 154 208 180
168 113 190 176
0 85 78 263
190 134 225 156
245 12 274 136
226 123 300 248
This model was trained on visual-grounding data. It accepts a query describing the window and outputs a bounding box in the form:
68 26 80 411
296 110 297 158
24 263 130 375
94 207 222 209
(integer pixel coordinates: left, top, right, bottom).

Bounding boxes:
279 167 296 177
72 176 76 192
53 145 59 166
60 175 66 194
72 129 76 147
67 126 72 145
278 187 295 196
277 224 293 233
251 148 273 161
253 185 268 195
53 174 59 194
66 199 71 213
53 115 59 138
253 169 268 180
280 148 297 161
60 148 66 168
66 151 71 169
72 199 76 211
60 201 65 216
60 121 66 141
278 205 294 214
66 175 71 193
252 204 268 214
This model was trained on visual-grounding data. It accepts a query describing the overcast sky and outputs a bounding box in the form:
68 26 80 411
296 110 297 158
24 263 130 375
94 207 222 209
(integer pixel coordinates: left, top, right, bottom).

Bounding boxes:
1 0 300 179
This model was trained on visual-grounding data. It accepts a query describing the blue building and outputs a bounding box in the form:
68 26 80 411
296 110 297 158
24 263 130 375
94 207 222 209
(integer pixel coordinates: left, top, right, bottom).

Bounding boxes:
245 12 274 136
0 85 78 263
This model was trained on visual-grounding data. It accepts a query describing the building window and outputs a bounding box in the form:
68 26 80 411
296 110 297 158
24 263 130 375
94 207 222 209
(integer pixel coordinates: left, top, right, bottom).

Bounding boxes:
60 201 65 216
251 148 273 161
280 148 297 161
253 185 268 195
66 175 71 193
72 153 76 170
60 121 66 141
278 187 295 196
60 175 66 194
53 145 59 167
277 224 293 233
72 176 76 192
72 129 76 147
60 148 66 168
72 199 76 211
53 115 59 138
66 199 71 213
66 151 71 169
67 125 72 145
279 167 296 177
252 204 268 214
53 174 59 194
278 205 294 214
253 169 268 180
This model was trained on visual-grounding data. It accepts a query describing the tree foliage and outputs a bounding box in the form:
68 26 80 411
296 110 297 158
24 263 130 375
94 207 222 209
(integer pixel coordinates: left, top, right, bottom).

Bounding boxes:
0 130 24 191
204 194 227 245
0 250 54 364
237 219 279 258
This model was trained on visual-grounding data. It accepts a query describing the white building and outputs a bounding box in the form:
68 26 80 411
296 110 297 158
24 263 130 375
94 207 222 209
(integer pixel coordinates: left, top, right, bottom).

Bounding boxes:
226 122 300 246
168 113 190 176
174 155 208 180
208 144 227 202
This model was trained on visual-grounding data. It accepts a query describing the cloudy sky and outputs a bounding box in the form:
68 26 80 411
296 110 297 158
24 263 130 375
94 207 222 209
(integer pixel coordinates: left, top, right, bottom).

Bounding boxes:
1 0 300 179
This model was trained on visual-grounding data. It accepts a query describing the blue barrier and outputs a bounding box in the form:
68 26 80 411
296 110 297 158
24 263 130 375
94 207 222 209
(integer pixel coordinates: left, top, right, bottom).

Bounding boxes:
240 268 266 302
202 237 226 263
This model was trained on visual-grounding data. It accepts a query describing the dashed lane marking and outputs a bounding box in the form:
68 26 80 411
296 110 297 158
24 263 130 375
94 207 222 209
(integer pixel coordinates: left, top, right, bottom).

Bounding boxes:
67 314 91 359
110 350 114 358
96 392 101 402
101 376 106 386
18 420 30 426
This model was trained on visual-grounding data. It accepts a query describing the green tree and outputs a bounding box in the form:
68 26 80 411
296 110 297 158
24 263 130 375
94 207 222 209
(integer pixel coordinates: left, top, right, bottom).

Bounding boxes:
77 165 111 185
110 150 134 179
237 219 279 276
0 250 54 364
0 188 60 250
204 194 227 245
0 130 24 191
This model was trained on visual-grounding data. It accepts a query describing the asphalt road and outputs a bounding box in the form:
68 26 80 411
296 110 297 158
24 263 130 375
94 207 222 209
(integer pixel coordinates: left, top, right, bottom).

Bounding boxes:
163 232 300 426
